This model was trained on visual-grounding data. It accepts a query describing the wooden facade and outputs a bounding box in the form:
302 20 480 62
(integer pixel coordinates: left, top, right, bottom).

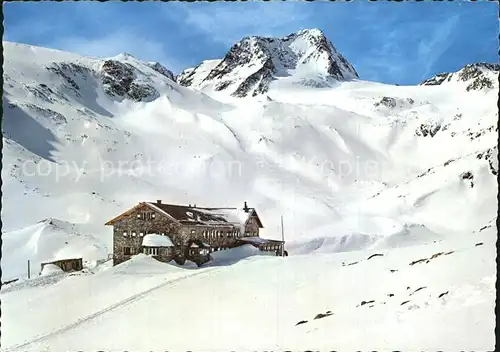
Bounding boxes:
105 200 284 266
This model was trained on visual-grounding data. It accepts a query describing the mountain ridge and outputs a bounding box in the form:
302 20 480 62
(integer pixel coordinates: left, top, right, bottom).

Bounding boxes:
177 28 358 97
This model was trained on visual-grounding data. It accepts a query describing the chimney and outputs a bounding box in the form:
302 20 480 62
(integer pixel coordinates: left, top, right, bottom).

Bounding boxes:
194 204 196 208
156 200 162 204
243 201 249 212
188 204 191 207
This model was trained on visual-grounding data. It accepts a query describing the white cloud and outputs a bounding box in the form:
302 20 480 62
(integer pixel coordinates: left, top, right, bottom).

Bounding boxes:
174 3 315 45
417 14 461 78
51 31 184 73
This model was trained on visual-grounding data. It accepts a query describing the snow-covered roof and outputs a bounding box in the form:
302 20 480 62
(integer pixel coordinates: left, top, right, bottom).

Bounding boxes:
189 241 210 248
145 202 263 230
240 237 282 245
142 234 174 247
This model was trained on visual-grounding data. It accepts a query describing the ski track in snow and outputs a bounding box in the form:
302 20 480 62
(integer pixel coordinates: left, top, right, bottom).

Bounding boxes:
2 267 220 352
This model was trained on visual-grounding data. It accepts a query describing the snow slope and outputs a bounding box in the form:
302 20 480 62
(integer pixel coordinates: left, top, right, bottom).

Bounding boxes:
1 219 106 282
1 228 495 351
2 38 498 271
1 30 498 350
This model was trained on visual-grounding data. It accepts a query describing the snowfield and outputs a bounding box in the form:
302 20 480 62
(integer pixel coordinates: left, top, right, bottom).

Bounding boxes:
1 29 498 351
1 230 496 351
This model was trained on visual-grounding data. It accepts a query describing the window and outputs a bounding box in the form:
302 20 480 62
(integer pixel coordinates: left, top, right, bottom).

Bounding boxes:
140 232 144 237
191 230 196 234
123 231 128 237
145 247 158 255
138 212 155 220
123 247 131 255
132 231 137 237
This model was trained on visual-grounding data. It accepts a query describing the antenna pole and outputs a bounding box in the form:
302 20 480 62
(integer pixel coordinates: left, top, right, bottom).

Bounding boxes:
280 215 285 257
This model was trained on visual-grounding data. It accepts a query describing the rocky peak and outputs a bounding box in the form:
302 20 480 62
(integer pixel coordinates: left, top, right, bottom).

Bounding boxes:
147 62 175 81
113 52 137 61
420 62 499 91
178 28 358 97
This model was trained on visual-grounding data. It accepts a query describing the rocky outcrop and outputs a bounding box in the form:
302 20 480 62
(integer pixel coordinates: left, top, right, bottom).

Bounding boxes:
101 60 134 97
420 63 499 91
420 72 453 86
232 58 275 97
374 97 397 108
46 62 90 95
415 121 442 137
100 60 159 102
477 146 498 175
465 76 494 91
147 62 175 81
23 104 68 126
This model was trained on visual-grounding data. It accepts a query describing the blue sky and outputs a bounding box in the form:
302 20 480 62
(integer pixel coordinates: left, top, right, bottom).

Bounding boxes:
4 1 498 85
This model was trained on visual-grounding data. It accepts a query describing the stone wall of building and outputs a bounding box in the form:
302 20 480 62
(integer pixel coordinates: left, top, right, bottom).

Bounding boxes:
111 205 265 265
244 215 260 236
112 203 182 265
144 247 177 264
179 224 241 250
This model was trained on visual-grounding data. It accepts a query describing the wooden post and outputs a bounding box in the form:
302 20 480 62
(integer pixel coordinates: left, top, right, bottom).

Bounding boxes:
280 215 285 257
27 260 31 279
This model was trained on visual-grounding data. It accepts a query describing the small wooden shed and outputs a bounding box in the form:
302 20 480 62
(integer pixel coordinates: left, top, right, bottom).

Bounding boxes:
41 258 83 273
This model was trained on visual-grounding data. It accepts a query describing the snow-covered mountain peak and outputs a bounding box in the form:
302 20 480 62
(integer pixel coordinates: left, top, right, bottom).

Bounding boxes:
294 27 324 37
177 28 358 97
3 41 180 108
113 52 136 60
420 62 499 91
